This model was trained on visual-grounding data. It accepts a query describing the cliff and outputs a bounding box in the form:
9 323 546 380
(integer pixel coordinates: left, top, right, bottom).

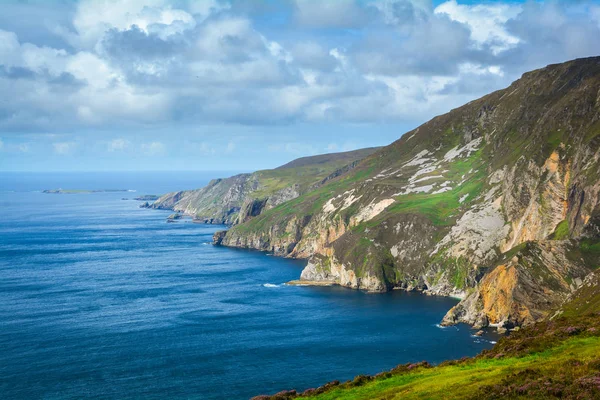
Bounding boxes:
147 147 380 224
215 56 600 331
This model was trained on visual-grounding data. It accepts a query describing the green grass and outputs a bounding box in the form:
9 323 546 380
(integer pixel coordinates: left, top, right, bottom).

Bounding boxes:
299 338 600 400
551 220 570 240
231 164 378 237
382 167 485 227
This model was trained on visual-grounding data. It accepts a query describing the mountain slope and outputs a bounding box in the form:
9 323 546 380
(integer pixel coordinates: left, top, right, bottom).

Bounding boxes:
216 56 600 330
148 147 379 224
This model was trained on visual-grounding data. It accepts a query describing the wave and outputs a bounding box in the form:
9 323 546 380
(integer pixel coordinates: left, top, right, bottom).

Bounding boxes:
471 337 497 344
434 324 458 331
262 283 280 288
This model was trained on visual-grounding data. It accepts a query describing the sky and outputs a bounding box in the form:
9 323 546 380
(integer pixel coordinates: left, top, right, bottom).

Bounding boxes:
1 0 600 172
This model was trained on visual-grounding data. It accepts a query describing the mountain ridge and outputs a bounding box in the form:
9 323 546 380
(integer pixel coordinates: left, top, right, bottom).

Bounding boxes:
147 147 380 224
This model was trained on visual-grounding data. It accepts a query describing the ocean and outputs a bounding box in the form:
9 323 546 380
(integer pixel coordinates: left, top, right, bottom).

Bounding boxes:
0 172 498 399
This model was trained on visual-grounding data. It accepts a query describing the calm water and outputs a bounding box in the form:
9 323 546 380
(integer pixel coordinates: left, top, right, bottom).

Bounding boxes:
0 172 498 399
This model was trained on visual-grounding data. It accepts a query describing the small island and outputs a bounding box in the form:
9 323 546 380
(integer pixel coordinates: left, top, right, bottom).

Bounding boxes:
43 189 131 194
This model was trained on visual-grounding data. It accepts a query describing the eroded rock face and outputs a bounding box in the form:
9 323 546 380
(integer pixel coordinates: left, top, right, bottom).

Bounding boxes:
152 175 255 224
434 191 508 265
442 241 591 329
500 150 572 251
213 57 600 329
301 258 387 292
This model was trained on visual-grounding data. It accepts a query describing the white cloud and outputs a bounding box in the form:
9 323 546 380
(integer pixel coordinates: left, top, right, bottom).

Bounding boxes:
197 142 216 155
108 138 130 152
141 141 165 155
71 0 196 48
17 143 30 153
1 0 599 136
0 29 20 64
225 141 236 154
66 51 119 89
435 0 521 54
53 141 76 155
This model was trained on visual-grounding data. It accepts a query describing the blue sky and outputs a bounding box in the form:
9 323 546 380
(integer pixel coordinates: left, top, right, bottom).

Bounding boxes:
1 0 600 171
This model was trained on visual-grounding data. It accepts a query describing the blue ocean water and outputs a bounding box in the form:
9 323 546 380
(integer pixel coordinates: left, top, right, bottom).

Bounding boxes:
0 172 499 399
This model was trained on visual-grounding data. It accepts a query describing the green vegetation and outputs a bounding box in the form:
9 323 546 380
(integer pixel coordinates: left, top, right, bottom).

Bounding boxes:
362 148 487 229
231 164 378 237
545 130 564 153
155 147 379 224
299 338 600 400
450 257 471 289
551 220 570 240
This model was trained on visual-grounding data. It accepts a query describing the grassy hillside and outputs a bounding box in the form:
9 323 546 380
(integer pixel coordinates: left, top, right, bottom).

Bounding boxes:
149 147 380 224
276 148 380 170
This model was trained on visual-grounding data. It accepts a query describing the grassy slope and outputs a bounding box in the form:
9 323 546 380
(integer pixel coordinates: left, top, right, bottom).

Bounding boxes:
231 147 382 199
154 147 380 220
276 148 380 170
304 336 600 400
249 148 382 200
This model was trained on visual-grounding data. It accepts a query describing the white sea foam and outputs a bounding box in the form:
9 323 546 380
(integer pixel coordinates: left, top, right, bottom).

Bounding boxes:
434 323 459 331
263 283 279 288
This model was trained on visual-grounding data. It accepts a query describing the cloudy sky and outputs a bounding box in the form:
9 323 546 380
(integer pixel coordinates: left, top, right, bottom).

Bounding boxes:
1 0 600 171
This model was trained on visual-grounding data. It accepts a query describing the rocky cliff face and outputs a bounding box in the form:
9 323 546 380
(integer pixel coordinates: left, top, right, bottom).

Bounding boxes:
214 57 600 329
148 148 379 224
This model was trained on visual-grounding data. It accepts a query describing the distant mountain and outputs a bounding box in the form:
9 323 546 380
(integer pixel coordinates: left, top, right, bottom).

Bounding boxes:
214 56 600 331
148 147 380 224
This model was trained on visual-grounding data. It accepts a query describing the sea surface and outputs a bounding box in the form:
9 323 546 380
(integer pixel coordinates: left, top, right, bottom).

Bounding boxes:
0 172 499 399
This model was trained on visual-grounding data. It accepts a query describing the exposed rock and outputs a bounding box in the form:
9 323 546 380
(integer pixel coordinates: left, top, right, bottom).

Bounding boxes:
167 213 183 222
213 230 227 246
441 241 592 330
